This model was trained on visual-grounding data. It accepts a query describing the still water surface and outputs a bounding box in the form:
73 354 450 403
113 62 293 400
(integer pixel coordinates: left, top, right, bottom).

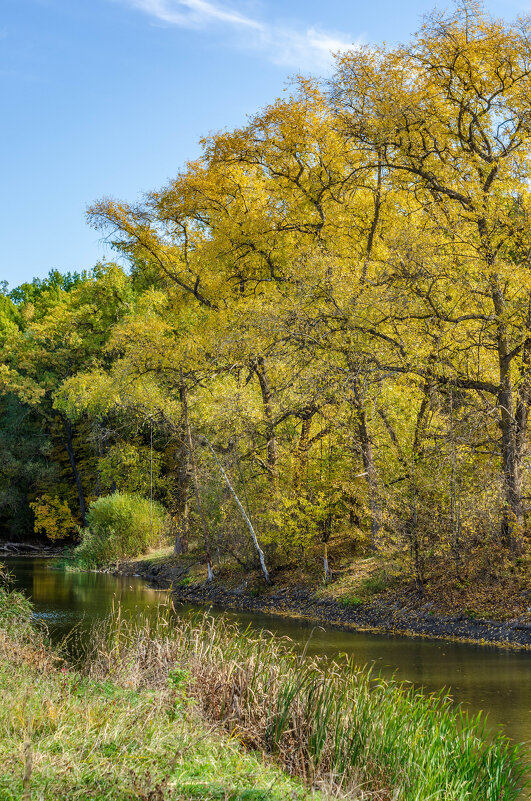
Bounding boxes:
7 557 531 765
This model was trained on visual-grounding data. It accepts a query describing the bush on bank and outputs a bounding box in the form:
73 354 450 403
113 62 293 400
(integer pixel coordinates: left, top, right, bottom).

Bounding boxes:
73 492 170 568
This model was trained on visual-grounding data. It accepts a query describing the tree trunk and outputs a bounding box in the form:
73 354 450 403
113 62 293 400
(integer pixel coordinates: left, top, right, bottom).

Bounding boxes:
491 276 525 552
449 392 463 580
293 414 313 494
323 540 330 582
202 436 270 584
172 426 190 554
408 389 431 588
512 296 531 550
64 419 87 526
174 497 189 555
351 380 381 551
253 356 278 488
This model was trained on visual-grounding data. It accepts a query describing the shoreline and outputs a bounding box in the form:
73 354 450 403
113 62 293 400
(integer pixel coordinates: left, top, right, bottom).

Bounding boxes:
6 544 530 650
0 540 65 557
115 557 531 651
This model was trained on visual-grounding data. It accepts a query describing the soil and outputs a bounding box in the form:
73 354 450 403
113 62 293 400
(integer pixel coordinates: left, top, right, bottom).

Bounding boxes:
115 557 531 650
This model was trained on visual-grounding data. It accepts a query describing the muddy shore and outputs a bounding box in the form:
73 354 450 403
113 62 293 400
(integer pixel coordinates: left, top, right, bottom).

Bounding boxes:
115 558 531 650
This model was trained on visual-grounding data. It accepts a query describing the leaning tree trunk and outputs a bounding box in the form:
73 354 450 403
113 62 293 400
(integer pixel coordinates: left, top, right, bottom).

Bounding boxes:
201 437 270 584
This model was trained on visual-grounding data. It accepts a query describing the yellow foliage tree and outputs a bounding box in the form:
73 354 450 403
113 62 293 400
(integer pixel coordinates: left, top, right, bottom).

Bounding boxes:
30 495 76 541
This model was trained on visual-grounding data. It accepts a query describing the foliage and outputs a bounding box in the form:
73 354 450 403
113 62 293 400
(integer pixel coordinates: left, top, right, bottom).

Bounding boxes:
98 442 164 497
0 394 55 537
2 1 531 595
73 492 171 567
30 494 76 541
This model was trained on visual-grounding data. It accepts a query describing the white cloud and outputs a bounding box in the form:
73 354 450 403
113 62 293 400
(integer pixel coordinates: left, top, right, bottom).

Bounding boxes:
257 24 356 70
128 0 262 30
118 0 357 71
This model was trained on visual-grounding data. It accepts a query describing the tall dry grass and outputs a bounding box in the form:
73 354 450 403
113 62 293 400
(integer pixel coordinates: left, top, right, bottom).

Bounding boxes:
85 605 526 801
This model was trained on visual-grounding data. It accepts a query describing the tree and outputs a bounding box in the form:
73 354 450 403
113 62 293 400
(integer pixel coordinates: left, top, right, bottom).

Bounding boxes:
1 264 132 527
332 0 531 550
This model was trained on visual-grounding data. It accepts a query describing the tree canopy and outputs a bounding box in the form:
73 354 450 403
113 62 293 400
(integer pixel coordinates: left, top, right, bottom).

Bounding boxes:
2 1 531 590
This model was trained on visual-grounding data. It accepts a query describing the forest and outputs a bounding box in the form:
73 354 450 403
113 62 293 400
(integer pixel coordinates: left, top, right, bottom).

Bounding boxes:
2 1 531 595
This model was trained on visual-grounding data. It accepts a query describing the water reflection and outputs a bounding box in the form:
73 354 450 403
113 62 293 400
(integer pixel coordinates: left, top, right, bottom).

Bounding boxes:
7 556 166 657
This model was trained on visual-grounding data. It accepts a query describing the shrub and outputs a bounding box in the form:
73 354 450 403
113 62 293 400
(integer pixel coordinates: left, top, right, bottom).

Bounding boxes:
0 564 34 641
73 492 170 568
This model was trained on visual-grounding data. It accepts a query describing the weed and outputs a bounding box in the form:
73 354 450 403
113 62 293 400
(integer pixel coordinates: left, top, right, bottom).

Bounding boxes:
359 569 392 595
339 596 363 607
168 666 189 692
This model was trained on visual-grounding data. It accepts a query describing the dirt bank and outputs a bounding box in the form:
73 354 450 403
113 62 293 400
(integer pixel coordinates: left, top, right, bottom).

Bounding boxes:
115 557 531 650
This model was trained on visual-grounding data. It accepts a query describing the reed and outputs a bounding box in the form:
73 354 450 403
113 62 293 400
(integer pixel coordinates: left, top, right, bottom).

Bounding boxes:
86 606 527 801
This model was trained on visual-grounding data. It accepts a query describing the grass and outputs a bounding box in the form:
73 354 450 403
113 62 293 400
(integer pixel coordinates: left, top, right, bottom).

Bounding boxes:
315 556 396 603
338 596 363 608
86 606 526 801
0 565 317 801
0 565 34 640
0 631 316 800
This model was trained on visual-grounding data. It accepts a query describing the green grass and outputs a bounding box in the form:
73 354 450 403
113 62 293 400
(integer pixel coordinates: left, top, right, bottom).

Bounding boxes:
339 595 363 607
0 636 316 801
359 568 394 595
0 568 526 801
0 569 317 801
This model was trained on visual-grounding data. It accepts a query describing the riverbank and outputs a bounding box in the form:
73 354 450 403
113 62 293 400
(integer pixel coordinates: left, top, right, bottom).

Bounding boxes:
0 540 65 557
0 594 319 800
115 553 531 650
1 566 526 800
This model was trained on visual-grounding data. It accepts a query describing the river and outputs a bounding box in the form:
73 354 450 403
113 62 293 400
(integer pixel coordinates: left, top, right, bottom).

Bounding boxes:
6 557 531 765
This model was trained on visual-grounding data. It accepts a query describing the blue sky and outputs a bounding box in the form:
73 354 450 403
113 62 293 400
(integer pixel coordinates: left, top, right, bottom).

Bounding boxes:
1 0 527 289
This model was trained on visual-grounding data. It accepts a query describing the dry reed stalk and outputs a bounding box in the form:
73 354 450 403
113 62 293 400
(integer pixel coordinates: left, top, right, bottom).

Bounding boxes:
22 739 32 801
82 607 525 801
